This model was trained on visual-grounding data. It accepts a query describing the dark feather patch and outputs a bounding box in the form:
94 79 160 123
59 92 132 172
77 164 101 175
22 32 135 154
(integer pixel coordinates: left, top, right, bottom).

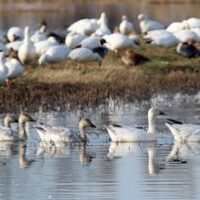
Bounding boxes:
166 118 183 125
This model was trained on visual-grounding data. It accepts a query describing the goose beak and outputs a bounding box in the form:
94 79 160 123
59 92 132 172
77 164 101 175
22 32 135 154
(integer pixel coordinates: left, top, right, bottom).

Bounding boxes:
90 122 96 128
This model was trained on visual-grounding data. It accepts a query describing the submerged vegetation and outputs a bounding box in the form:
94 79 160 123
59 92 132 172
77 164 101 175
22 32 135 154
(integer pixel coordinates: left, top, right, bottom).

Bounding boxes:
0 42 200 112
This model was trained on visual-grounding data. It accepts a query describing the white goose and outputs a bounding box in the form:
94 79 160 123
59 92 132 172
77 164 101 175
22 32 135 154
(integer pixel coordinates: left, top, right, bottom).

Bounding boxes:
119 15 135 35
18 26 37 64
106 108 165 142
0 52 8 84
36 118 96 144
68 47 102 65
5 49 24 80
166 118 200 142
138 13 166 34
0 112 35 141
39 45 71 65
65 32 87 48
7 26 24 42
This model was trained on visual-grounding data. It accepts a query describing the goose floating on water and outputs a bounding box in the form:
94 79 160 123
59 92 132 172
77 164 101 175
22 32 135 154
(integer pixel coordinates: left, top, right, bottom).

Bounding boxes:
106 108 165 142
0 112 35 141
166 118 200 142
36 118 96 144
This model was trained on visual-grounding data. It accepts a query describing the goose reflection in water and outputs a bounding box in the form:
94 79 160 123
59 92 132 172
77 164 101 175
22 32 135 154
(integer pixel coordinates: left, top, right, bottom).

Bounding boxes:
79 144 95 166
0 141 18 158
107 142 165 175
18 142 35 168
167 141 200 163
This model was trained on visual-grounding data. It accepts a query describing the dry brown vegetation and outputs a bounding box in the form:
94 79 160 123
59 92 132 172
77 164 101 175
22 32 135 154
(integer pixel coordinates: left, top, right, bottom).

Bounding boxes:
0 42 200 112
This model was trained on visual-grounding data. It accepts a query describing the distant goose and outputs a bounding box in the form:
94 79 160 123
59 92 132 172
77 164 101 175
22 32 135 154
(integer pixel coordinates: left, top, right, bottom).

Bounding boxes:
119 15 135 35
0 52 8 84
67 12 107 35
68 47 103 65
103 33 139 52
144 30 179 47
166 118 200 142
7 26 24 42
5 48 24 80
77 36 107 50
65 32 87 48
176 41 200 58
36 118 96 144
35 36 58 56
138 13 166 34
105 108 165 142
121 49 149 66
0 112 35 141
18 27 37 64
39 45 71 65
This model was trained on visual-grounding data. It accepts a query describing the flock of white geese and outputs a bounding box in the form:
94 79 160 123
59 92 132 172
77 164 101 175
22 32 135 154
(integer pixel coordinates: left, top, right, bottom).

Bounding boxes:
1 12 200 84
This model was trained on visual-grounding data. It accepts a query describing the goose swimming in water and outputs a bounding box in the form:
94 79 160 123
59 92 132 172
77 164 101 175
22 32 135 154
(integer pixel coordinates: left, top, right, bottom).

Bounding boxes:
166 118 200 142
36 118 96 144
106 108 165 142
0 112 35 141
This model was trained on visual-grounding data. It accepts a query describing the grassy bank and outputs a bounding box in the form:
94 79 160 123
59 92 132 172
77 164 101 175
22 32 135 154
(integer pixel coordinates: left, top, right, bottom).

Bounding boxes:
0 42 200 112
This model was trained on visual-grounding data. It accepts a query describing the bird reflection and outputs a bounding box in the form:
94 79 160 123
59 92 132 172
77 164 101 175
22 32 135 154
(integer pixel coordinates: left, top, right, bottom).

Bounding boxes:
37 141 72 157
107 142 165 175
167 141 200 163
0 141 18 157
18 142 35 168
79 144 94 166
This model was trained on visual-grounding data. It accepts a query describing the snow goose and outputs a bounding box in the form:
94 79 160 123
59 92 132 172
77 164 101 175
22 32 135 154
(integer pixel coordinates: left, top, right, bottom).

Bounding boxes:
105 108 165 142
68 47 103 65
65 32 87 48
18 26 37 64
119 15 135 35
138 13 166 34
0 52 8 84
173 29 198 42
186 17 200 29
35 36 58 56
77 36 107 49
5 49 24 80
6 40 22 52
176 41 200 58
144 30 179 47
103 33 139 52
67 12 107 35
0 112 35 141
166 21 189 33
39 45 71 65
166 118 200 142
7 26 23 42
36 118 96 144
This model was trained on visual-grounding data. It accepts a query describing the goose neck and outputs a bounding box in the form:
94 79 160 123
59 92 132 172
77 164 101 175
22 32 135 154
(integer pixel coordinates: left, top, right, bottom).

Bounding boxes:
147 115 156 134
18 122 27 141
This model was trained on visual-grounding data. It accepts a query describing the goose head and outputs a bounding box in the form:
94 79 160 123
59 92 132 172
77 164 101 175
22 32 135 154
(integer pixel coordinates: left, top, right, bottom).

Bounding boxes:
19 112 35 125
4 113 18 128
138 13 148 22
148 108 165 119
79 118 96 130
99 12 108 25
122 15 128 21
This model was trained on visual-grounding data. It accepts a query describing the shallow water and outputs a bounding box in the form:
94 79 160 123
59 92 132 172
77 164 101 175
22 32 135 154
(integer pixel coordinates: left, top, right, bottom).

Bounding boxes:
1 1 200 33
0 93 200 199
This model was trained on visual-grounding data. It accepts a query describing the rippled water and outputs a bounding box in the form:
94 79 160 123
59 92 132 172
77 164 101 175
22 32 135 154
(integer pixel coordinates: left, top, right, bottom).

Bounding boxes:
0 93 200 199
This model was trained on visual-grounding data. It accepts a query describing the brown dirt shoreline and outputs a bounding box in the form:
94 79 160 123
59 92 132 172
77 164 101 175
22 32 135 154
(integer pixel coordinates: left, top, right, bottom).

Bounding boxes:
1 43 200 112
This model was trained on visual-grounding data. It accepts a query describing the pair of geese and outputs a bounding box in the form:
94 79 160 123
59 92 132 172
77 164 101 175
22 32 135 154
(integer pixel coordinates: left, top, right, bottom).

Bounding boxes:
0 108 199 144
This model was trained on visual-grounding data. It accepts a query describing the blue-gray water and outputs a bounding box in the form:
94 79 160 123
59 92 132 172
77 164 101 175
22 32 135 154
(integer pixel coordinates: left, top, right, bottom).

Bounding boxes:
0 93 200 200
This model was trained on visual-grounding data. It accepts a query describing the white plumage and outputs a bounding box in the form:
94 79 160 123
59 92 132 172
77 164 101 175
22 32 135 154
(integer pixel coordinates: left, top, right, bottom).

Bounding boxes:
119 15 134 35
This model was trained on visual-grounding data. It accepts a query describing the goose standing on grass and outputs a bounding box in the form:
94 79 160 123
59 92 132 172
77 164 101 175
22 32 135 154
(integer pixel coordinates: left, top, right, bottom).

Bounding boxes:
119 15 135 35
0 112 35 141
103 33 139 52
166 118 200 142
7 26 24 42
65 32 87 48
5 48 24 80
105 108 165 142
39 45 71 65
138 13 166 34
36 118 96 144
176 41 200 58
18 26 37 64
0 52 8 84
68 47 103 66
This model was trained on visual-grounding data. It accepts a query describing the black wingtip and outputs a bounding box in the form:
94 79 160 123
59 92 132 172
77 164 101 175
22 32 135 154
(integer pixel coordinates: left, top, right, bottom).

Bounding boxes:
166 118 183 125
